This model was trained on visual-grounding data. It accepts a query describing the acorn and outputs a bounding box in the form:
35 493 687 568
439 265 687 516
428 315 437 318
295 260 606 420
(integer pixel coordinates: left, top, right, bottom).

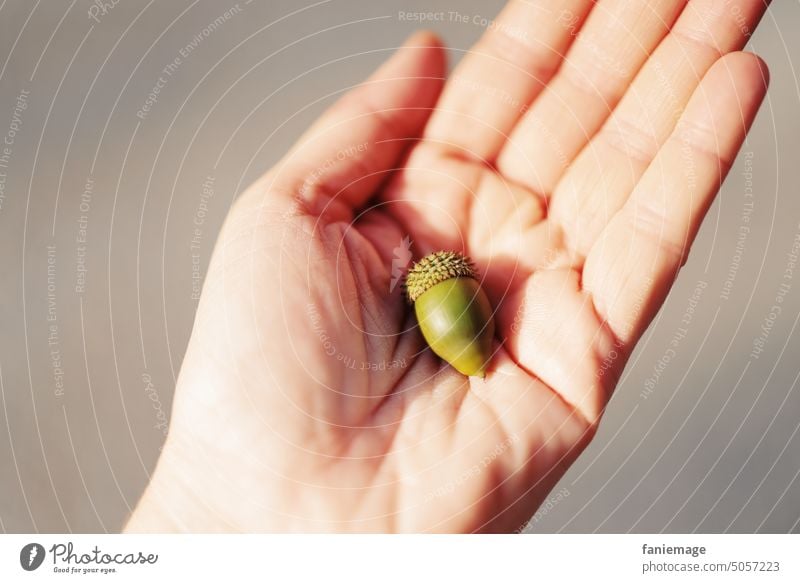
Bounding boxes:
405 251 495 378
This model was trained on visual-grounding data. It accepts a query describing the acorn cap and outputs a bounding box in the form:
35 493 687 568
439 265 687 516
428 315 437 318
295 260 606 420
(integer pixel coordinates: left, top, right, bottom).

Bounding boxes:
404 251 477 303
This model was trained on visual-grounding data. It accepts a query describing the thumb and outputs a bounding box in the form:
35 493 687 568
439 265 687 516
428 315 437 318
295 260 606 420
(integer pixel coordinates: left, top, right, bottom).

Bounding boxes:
268 31 447 217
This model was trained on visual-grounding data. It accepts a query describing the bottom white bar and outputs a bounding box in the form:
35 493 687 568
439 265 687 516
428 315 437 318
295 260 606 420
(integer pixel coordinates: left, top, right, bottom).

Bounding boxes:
0 534 796 582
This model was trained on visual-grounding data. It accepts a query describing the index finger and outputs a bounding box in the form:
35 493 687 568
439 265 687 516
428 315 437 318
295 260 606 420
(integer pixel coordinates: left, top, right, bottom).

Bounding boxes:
423 0 594 162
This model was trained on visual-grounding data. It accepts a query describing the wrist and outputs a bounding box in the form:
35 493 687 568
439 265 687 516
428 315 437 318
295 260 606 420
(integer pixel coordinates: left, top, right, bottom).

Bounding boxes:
124 438 221 533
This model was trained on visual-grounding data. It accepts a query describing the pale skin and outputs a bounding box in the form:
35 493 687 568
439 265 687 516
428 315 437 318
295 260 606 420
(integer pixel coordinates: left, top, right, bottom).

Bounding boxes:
126 0 770 532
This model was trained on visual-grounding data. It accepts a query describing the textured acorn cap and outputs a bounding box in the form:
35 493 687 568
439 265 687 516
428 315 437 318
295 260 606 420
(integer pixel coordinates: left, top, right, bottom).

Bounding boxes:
404 251 477 303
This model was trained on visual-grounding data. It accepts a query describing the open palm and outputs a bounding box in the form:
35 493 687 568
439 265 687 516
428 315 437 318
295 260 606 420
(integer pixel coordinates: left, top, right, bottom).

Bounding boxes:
128 0 769 532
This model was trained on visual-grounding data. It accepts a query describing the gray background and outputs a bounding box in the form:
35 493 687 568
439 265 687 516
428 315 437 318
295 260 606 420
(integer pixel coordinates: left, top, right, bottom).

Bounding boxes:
0 0 798 533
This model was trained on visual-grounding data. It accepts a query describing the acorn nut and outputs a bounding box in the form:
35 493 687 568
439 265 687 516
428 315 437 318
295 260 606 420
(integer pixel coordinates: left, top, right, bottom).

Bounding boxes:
405 251 495 378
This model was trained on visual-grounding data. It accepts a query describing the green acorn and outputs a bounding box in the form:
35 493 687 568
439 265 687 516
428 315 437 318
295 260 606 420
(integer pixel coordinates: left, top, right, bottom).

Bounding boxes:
405 251 495 378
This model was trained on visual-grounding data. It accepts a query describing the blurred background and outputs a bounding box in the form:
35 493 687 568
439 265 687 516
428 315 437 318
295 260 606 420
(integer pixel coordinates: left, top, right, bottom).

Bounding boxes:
0 0 798 533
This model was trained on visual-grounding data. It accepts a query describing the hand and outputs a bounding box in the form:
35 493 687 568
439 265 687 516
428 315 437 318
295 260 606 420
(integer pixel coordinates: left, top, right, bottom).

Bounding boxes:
126 0 769 532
